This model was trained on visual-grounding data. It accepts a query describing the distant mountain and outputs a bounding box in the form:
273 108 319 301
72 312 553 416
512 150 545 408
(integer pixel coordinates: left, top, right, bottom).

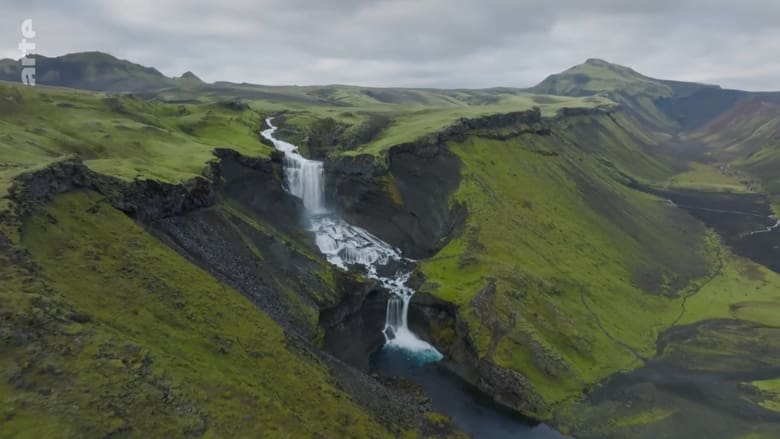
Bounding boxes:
528 58 780 194
529 58 731 129
4 51 780 134
179 71 203 83
0 58 17 78
531 58 680 97
0 51 202 92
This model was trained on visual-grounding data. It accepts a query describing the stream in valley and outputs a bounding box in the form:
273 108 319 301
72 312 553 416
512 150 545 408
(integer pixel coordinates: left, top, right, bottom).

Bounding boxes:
652 188 780 273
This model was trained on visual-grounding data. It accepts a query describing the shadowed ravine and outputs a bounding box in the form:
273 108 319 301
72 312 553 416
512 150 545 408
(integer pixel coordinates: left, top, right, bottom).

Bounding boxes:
261 117 565 437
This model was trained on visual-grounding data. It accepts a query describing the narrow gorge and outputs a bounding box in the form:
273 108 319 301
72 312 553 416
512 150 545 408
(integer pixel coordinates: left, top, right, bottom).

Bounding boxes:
261 117 565 438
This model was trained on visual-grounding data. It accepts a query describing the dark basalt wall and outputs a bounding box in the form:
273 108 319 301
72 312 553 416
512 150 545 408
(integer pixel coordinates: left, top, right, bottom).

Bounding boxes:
8 157 216 223
320 288 390 370
324 109 552 259
320 108 544 261
325 147 464 259
407 282 547 417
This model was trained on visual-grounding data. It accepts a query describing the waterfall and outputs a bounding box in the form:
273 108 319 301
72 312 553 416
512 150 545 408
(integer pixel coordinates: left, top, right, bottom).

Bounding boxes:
282 156 325 213
261 117 441 360
259 122 325 213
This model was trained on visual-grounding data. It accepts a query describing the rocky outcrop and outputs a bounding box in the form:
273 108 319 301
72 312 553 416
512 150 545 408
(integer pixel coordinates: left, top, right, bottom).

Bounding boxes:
320 287 390 370
211 148 305 236
410 286 547 418
407 292 458 348
8 158 216 222
326 142 464 259
554 106 613 119
325 109 552 259
417 108 545 143
431 311 547 418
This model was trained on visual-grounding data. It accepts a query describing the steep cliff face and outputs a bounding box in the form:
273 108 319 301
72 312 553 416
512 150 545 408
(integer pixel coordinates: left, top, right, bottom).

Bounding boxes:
7 158 216 224
324 110 547 259
326 142 464 259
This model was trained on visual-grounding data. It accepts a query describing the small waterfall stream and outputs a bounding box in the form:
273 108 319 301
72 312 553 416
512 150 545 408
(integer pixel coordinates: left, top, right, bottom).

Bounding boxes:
260 117 442 360
750 216 780 235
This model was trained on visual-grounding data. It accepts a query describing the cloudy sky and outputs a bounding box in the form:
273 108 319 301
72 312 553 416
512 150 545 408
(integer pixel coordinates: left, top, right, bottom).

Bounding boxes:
3 0 780 90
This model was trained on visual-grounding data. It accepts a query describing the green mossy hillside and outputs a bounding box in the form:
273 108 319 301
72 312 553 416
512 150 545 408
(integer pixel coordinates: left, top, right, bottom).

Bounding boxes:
418 112 780 425
0 82 273 198
250 90 612 161
0 191 391 438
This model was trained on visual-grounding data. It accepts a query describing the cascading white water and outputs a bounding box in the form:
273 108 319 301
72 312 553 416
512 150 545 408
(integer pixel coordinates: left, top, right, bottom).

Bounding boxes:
283 157 325 213
259 123 325 212
261 117 441 360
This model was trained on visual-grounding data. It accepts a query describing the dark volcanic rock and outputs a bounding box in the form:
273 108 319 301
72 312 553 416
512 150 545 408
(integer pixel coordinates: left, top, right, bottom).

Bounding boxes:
325 109 550 259
326 141 465 259
321 288 389 370
213 148 306 235
407 292 457 348
317 351 446 434
9 157 216 221
436 313 546 418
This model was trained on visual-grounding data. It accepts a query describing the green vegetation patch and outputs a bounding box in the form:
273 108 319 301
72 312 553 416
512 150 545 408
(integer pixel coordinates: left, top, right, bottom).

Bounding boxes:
419 112 780 419
752 379 780 412
0 82 273 198
664 162 752 192
0 191 389 437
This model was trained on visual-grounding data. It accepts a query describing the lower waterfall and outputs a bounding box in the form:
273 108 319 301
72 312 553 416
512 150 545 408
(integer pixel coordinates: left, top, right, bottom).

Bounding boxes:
260 117 442 361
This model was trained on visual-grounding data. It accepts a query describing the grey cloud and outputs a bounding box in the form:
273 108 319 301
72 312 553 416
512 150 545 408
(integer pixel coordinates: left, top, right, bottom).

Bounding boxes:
1 0 779 90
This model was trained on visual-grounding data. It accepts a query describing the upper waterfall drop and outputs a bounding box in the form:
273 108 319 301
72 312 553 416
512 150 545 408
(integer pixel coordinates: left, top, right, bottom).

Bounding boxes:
260 120 326 213
260 117 442 361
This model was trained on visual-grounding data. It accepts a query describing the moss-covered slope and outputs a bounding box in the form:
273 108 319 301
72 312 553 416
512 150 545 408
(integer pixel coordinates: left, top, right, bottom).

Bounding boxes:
1 191 393 438
411 110 780 437
0 81 274 200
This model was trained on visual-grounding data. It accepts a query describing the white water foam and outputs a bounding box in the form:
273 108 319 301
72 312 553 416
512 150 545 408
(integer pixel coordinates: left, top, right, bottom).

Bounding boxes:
260 123 326 213
261 117 442 361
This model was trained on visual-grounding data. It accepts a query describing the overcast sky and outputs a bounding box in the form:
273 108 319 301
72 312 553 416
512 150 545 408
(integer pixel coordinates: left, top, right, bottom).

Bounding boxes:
3 0 780 90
